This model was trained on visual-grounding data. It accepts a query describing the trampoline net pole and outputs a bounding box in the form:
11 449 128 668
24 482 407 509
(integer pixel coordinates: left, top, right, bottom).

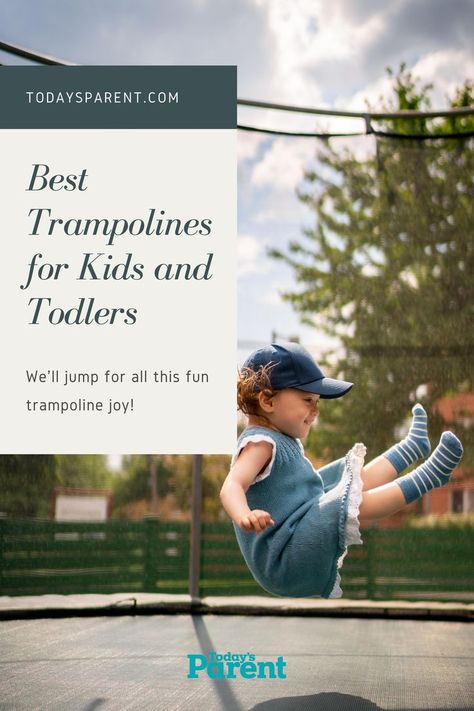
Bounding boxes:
189 454 203 602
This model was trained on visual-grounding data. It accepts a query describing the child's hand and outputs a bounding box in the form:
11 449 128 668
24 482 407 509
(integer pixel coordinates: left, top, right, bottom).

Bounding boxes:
240 509 275 534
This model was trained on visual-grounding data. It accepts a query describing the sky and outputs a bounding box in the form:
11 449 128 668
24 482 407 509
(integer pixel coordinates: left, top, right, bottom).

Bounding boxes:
1 0 473 362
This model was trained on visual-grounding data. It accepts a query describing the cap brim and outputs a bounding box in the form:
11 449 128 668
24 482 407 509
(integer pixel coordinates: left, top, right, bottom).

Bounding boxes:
294 377 353 399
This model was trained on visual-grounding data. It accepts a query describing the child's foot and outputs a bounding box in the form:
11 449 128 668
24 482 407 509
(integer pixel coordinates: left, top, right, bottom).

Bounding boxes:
397 431 463 504
384 404 431 474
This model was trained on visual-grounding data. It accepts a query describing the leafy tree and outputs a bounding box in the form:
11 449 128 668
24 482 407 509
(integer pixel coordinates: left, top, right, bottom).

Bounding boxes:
113 454 174 514
162 455 193 514
55 455 111 489
111 454 230 521
0 455 59 517
273 67 474 466
0 454 113 518
203 455 232 520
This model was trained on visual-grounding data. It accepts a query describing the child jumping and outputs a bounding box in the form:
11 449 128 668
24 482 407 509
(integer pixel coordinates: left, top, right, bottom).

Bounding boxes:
220 342 463 598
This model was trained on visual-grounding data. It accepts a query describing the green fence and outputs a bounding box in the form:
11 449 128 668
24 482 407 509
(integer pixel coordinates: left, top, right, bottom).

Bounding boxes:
0 518 472 601
0 518 189 596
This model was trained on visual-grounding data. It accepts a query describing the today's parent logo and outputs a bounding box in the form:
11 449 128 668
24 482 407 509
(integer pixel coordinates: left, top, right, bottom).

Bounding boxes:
187 651 287 679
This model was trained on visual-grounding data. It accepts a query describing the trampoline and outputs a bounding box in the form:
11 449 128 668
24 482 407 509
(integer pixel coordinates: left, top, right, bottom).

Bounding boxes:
1 607 473 710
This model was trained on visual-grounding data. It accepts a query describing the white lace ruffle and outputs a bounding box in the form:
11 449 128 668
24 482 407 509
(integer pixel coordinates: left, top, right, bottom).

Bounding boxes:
329 442 366 599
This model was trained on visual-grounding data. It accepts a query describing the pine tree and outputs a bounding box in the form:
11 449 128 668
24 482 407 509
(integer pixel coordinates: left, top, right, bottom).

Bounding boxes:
272 67 474 464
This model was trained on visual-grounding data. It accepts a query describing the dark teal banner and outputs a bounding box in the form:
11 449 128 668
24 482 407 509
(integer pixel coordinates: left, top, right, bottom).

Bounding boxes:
0 66 236 128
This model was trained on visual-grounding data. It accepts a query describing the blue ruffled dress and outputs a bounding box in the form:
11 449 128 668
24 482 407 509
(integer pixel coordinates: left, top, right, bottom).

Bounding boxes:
232 426 366 598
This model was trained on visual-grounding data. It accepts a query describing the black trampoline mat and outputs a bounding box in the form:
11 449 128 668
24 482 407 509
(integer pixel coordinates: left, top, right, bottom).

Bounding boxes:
1 615 473 711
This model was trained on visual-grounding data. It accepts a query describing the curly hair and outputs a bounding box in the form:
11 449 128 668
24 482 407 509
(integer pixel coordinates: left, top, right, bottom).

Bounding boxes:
237 363 277 417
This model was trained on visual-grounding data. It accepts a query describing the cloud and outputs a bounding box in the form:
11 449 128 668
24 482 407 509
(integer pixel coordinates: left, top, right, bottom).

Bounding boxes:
253 0 388 108
362 0 474 81
260 285 285 306
2 0 471 117
342 47 474 121
250 136 310 191
0 0 276 99
248 0 473 114
255 0 384 96
329 0 391 24
410 49 474 104
237 131 267 162
238 233 272 277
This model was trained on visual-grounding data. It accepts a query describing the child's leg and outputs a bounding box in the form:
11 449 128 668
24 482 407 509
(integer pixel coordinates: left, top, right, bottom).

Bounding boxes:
361 404 431 491
361 456 397 492
358 478 406 520
359 432 463 521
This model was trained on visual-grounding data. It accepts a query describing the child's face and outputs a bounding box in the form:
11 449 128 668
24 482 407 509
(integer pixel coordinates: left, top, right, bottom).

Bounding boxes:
264 388 320 439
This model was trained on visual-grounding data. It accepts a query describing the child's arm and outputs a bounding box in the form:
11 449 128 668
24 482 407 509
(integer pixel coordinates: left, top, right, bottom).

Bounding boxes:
220 441 275 533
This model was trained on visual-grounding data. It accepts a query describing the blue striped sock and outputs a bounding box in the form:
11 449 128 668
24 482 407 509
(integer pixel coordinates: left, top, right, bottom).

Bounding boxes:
384 404 431 474
397 431 463 504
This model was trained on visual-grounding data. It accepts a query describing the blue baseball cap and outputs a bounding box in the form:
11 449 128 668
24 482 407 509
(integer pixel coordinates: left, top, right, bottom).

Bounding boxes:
242 342 353 399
